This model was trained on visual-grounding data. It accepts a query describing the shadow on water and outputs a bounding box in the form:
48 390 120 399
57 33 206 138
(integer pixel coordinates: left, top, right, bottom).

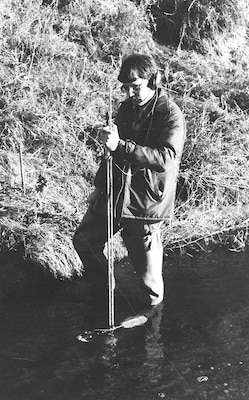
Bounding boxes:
1 247 249 400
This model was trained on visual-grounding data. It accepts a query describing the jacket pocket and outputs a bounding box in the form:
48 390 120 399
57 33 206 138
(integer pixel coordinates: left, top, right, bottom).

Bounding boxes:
142 169 161 201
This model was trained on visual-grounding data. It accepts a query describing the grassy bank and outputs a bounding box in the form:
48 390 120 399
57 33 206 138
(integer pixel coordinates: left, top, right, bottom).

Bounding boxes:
0 0 249 295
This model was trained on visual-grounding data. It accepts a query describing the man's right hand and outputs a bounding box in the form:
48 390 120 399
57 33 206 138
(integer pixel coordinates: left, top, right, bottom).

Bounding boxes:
99 124 120 152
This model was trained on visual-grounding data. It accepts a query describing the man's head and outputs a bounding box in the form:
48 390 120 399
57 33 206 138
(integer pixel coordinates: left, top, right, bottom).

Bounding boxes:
118 54 160 105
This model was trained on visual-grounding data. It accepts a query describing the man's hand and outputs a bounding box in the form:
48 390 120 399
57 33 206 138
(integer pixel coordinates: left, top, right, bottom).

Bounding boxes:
99 124 120 152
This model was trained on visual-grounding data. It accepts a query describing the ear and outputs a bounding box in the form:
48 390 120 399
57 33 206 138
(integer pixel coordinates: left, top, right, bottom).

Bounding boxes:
148 71 161 89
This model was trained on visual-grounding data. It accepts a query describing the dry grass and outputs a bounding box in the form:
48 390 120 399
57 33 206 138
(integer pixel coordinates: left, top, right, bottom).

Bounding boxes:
0 0 154 289
158 47 249 253
150 0 249 53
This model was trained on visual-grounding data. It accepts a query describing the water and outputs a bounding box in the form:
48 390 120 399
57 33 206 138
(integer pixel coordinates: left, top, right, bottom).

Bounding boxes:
1 247 249 400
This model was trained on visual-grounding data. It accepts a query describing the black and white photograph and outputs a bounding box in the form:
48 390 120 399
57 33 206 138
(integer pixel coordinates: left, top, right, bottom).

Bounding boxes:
1 1 249 399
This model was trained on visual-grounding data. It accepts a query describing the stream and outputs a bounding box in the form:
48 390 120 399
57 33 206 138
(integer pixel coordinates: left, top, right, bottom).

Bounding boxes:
1 247 249 400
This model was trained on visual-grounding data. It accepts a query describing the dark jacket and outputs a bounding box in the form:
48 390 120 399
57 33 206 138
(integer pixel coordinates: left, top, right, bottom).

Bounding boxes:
95 88 186 222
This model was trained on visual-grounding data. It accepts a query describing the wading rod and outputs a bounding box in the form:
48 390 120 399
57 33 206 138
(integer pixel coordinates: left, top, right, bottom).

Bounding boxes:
106 86 115 329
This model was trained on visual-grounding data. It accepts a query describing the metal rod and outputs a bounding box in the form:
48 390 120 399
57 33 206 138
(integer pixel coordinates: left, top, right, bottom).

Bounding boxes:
106 86 115 329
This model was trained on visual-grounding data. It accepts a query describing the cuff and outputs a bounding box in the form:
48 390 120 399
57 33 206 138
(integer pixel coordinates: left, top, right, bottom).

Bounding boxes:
118 139 136 155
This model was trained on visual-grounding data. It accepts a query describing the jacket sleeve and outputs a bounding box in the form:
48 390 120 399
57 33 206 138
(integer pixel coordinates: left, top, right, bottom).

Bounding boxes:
114 100 186 172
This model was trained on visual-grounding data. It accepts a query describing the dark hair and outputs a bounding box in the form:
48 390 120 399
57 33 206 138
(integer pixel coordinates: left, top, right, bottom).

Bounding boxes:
118 54 158 83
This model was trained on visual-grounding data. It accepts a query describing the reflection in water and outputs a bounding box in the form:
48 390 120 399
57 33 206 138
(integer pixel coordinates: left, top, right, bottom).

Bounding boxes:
0 247 249 399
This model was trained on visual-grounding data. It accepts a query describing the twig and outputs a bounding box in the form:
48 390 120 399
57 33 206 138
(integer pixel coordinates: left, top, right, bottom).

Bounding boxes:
18 142 26 194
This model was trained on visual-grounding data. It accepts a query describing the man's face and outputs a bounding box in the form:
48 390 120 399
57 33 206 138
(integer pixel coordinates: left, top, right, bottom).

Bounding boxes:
121 77 152 105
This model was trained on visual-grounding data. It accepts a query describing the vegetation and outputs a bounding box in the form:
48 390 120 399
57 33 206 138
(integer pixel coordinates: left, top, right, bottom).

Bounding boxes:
150 0 249 52
0 0 249 295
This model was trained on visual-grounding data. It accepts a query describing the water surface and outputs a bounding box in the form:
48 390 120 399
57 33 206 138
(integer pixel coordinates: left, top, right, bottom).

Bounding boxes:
1 247 249 400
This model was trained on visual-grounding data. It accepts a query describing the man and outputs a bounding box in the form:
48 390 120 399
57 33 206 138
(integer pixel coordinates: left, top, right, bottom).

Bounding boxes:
73 54 186 309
